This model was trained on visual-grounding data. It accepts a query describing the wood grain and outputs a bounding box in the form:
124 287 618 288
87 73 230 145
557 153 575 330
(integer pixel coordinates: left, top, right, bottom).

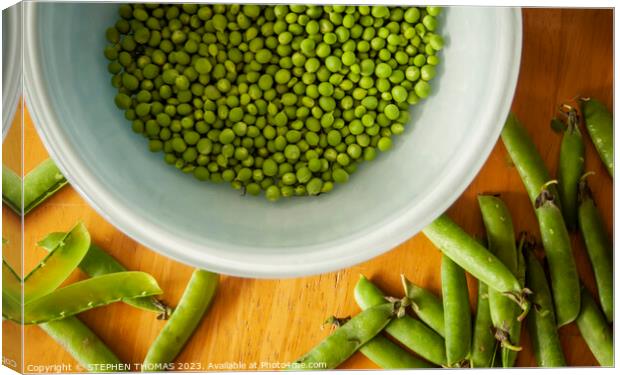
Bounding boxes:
2 8 612 371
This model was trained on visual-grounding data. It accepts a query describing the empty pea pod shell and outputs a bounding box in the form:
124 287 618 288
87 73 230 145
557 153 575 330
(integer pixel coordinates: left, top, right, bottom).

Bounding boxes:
401 275 445 337
23 158 68 214
441 256 472 367
2 164 21 214
40 317 123 372
354 275 447 366
581 98 613 177
360 334 434 369
23 271 162 324
288 303 396 370
24 222 90 303
38 231 171 316
576 287 613 366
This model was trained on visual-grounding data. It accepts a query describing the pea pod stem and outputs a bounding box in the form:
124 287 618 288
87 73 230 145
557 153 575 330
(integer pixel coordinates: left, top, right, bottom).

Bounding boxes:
581 98 613 177
478 195 522 367
38 232 171 318
359 335 434 369
557 108 585 230
2 164 22 214
401 275 445 337
288 302 396 370
577 176 613 322
441 256 471 367
576 287 614 366
354 275 447 366
422 214 530 316
470 282 499 368
535 188 580 327
24 222 91 303
143 270 218 371
39 317 123 372
524 249 566 367
23 271 163 324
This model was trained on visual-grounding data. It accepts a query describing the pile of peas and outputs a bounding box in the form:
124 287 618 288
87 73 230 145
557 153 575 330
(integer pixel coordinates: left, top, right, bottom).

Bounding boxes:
104 4 443 201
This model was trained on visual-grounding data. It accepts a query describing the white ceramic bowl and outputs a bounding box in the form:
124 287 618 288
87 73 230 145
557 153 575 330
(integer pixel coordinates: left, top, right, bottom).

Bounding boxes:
2 3 22 140
25 4 522 278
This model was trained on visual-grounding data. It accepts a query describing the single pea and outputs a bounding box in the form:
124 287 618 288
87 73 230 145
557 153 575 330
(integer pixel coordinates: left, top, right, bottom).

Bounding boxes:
377 137 393 152
265 185 281 201
306 178 323 196
421 65 436 81
414 80 431 98
384 104 400 120
375 63 392 78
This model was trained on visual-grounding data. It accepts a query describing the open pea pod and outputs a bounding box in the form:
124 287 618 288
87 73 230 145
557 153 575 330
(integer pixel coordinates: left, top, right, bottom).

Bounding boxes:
23 158 68 214
2 164 22 214
24 222 90 302
23 271 162 324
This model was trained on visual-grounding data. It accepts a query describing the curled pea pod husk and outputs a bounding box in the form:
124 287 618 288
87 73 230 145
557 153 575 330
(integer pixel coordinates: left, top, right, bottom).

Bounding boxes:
578 179 613 322
23 271 162 324
39 317 123 372
359 334 434 369
288 303 396 370
576 287 614 366
581 98 613 177
441 256 471 367
401 275 445 337
501 113 562 208
535 190 580 327
557 112 585 230
24 222 90 303
2 164 22 214
2 259 22 322
354 275 447 366
478 195 522 367
143 270 218 371
38 232 171 317
422 215 528 314
23 158 68 213
471 282 499 368
524 250 566 367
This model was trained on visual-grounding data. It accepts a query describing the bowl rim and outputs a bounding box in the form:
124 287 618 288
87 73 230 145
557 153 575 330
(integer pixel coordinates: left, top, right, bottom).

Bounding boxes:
24 4 522 278
2 2 22 141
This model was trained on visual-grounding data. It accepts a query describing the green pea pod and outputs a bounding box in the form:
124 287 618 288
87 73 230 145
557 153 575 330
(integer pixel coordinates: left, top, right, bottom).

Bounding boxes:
288 303 396 370
471 282 499 368
24 223 90 302
581 98 613 177
535 190 580 327
2 259 22 322
38 232 171 317
23 158 68 214
354 275 446 366
501 113 561 208
441 256 471 367
524 250 566 367
422 215 529 314
39 317 123 372
2 164 22 214
401 275 445 336
360 334 434 369
576 287 613 366
557 110 584 230
23 271 162 324
143 270 218 371
478 195 522 367
578 178 613 322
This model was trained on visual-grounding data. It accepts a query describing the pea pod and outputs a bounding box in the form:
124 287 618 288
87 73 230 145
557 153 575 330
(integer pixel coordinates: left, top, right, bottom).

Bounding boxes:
360 334 434 369
471 282 499 368
24 222 90 302
23 271 162 324
40 317 123 372
557 108 584 230
581 98 613 177
401 275 445 336
143 270 218 371
2 259 22 322
524 250 566 367
2 164 21 214
422 215 529 315
535 188 580 326
501 113 561 208
288 303 396 370
478 195 522 367
354 275 447 366
38 232 171 317
576 287 613 366
23 158 68 213
441 256 471 367
578 177 613 322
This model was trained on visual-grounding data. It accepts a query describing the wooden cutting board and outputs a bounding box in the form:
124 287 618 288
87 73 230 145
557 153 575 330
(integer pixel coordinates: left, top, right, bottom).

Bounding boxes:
2 8 612 372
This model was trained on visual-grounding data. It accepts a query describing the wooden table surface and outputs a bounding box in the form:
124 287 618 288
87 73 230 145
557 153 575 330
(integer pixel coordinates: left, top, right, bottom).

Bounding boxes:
2 8 613 372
